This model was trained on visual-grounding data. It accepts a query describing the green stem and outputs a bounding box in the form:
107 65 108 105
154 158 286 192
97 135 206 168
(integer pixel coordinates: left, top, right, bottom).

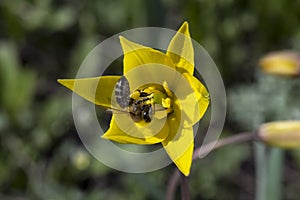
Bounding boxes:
267 148 283 200
255 73 268 200
254 142 268 200
255 144 284 200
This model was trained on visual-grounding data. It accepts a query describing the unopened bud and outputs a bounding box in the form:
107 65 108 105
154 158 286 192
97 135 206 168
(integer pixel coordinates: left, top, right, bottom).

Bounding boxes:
258 121 300 148
259 51 300 77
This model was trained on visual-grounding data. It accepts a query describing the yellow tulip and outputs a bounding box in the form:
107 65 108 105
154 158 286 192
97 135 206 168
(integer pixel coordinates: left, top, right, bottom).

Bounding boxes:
58 22 209 176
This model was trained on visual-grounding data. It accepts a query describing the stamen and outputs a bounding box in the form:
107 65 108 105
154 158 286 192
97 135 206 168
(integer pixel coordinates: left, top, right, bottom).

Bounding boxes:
163 81 173 97
162 98 171 108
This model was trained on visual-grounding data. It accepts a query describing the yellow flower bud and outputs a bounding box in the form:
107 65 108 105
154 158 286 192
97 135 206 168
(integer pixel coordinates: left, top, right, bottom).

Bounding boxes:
259 51 300 77
258 121 300 148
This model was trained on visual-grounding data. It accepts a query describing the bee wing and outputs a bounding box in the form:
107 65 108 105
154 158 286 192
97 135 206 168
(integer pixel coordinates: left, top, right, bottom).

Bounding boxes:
115 76 131 108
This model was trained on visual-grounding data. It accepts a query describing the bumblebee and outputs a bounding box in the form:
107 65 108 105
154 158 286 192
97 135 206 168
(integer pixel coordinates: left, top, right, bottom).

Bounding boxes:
114 76 155 123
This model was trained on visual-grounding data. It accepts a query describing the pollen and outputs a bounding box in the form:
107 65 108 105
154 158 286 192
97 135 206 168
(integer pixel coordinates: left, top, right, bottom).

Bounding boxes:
162 97 173 114
162 97 171 108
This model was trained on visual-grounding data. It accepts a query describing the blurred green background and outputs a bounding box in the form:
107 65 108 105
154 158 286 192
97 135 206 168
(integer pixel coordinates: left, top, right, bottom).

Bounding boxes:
1 0 300 199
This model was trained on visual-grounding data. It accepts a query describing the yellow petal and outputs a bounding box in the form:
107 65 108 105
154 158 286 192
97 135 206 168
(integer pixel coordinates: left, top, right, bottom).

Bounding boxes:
166 21 194 75
119 36 175 74
58 76 120 107
182 73 210 125
168 72 208 127
162 119 194 176
102 115 169 144
166 98 181 140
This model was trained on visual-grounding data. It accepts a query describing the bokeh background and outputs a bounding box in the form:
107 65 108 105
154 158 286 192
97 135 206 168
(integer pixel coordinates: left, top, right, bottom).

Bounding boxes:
1 0 300 199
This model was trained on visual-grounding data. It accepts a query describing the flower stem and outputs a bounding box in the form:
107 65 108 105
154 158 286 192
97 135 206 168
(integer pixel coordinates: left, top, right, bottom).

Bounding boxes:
180 173 190 200
267 148 283 200
165 132 254 200
193 132 254 159
165 170 181 200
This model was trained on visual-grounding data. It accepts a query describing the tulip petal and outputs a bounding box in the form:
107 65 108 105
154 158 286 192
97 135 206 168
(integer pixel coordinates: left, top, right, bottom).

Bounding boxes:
168 72 209 128
162 116 194 176
58 76 120 108
102 115 169 144
167 21 194 75
182 73 210 126
119 36 175 74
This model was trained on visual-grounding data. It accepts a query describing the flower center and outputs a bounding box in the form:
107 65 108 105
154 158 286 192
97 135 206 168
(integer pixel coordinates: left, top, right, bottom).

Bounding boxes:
128 83 173 123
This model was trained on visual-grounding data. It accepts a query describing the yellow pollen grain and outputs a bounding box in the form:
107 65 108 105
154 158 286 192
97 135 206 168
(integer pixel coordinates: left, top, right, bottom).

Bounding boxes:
162 97 171 108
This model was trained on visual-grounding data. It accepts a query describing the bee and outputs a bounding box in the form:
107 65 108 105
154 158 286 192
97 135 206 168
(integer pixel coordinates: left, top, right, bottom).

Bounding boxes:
113 76 155 123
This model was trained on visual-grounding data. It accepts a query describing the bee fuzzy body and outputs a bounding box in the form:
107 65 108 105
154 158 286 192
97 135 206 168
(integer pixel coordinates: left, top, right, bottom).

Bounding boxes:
128 95 154 123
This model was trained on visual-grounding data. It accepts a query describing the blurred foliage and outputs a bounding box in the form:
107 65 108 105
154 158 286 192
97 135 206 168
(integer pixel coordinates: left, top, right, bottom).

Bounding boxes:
190 144 251 199
229 75 300 130
1 0 300 199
